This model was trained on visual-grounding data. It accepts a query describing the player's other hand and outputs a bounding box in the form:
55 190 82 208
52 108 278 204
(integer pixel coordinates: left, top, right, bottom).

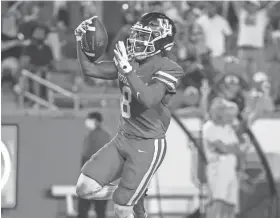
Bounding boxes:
74 17 95 42
114 41 132 74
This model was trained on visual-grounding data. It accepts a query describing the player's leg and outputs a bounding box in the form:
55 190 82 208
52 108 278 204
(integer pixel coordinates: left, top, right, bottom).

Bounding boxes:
77 198 91 218
76 134 124 200
93 200 108 218
113 137 167 218
76 174 118 200
133 189 148 218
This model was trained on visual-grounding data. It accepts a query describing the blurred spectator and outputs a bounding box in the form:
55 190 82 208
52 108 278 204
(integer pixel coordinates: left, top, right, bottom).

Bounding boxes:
2 11 19 38
169 66 205 111
167 10 206 111
183 8 215 82
146 1 164 13
168 5 220 112
233 1 278 85
20 24 54 70
78 111 111 218
201 56 248 118
170 11 202 71
197 2 232 74
163 2 186 24
267 20 280 105
22 3 40 23
203 97 248 218
1 33 24 61
103 1 124 56
167 59 218 113
181 66 205 107
109 6 140 59
60 29 77 60
199 57 247 118
45 30 62 61
185 8 208 58
272 20 280 48
1 57 20 86
1 2 25 61
68 1 84 30
81 1 99 19
174 23 190 65
206 73 247 120
1 2 30 86
53 1 69 29
246 72 275 115
200 51 219 85
35 2 54 26
20 24 54 100
18 20 40 40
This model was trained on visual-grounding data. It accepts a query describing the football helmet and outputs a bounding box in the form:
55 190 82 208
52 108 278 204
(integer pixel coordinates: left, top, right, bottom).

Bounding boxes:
127 12 176 61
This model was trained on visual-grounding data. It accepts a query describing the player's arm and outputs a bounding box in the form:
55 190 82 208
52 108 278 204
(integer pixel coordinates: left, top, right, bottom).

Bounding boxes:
128 67 184 108
114 41 183 108
76 42 117 80
75 18 117 80
125 71 167 108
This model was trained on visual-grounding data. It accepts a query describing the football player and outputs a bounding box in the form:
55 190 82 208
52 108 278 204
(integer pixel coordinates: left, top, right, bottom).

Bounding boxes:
75 12 185 218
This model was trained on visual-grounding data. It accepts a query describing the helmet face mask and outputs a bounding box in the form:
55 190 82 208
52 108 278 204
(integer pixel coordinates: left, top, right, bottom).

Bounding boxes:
126 12 175 61
127 24 156 61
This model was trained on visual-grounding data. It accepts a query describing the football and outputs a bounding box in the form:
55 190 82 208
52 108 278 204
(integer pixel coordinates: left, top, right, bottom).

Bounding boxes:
80 16 108 62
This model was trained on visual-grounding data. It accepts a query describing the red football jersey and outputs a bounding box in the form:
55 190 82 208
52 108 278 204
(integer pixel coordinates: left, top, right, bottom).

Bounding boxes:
118 56 184 139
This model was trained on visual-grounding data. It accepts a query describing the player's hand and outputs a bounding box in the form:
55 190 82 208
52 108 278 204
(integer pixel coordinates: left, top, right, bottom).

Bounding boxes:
114 41 132 74
74 17 96 42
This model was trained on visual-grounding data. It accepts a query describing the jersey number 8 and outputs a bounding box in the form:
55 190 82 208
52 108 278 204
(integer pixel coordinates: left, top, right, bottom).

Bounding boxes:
121 86 132 118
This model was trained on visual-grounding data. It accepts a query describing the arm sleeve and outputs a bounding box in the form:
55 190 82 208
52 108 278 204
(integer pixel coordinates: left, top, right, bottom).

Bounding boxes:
126 71 167 108
152 67 184 94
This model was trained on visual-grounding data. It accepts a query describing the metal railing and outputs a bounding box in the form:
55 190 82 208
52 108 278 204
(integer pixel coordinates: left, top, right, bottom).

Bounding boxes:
50 185 208 217
16 69 80 111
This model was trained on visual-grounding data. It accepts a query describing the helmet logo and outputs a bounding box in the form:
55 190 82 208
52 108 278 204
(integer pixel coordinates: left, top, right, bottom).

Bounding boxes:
157 18 172 36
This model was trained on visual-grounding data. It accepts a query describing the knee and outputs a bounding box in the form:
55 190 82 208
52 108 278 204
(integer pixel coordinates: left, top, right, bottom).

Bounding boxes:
114 204 134 218
76 174 102 199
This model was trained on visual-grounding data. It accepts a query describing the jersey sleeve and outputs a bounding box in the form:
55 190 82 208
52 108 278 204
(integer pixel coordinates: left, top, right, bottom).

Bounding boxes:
152 63 184 93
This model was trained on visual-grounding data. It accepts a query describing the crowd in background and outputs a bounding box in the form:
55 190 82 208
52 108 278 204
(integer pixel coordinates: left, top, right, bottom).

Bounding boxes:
1 1 280 116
